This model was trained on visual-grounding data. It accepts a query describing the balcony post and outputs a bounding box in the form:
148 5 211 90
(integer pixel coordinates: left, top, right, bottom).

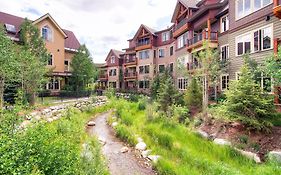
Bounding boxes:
207 19 211 40
274 0 277 7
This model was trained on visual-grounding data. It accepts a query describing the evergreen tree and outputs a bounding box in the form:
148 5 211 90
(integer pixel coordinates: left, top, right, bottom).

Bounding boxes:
184 78 202 109
150 73 161 100
224 57 274 131
0 26 19 108
70 45 97 91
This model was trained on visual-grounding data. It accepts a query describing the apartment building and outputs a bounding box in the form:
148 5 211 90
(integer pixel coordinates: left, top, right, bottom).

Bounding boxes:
0 11 80 94
98 0 281 98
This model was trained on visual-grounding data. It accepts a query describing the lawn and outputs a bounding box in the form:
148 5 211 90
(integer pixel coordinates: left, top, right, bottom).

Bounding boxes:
110 98 281 175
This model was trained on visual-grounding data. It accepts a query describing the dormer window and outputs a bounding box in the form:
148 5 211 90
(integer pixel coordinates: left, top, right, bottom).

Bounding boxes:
4 24 16 34
42 25 52 41
111 56 116 64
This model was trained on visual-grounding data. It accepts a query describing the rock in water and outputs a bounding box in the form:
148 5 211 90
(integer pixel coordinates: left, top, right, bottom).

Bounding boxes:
148 155 161 163
141 150 152 158
120 147 129 153
87 121 96 126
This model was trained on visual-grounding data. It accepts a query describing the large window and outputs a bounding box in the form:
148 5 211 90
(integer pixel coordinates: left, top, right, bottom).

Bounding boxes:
178 78 188 90
221 74 229 91
159 49 165 58
139 65 149 74
42 26 52 41
170 46 174 56
177 32 188 49
162 31 170 42
220 14 229 33
236 0 272 20
47 78 60 90
139 80 150 89
139 50 150 59
221 45 229 62
159 65 165 73
109 69 117 76
236 25 273 56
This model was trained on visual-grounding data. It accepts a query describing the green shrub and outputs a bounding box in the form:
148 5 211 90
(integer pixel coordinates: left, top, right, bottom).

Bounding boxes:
138 100 146 111
184 78 202 109
115 124 136 146
238 135 249 144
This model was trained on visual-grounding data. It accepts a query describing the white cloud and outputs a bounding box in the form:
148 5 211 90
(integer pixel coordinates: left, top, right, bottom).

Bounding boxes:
0 0 177 63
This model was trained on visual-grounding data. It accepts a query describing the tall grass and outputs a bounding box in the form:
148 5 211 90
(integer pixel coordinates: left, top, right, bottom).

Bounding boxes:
110 99 281 175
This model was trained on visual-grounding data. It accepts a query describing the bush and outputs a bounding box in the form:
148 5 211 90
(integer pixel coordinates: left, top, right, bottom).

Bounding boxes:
184 78 202 109
115 124 136 146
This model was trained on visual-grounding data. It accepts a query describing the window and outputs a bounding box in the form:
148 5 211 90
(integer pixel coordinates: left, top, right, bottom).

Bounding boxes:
236 33 251 56
138 38 150 46
221 74 229 91
64 60 69 71
258 73 272 92
169 63 174 72
109 82 117 88
236 0 273 20
220 15 229 33
109 69 117 76
42 26 52 41
170 46 174 56
162 31 170 42
48 54 53 65
4 24 16 33
221 45 229 62
47 78 60 90
159 49 165 58
111 56 116 64
139 50 150 59
159 65 165 73
236 25 273 56
177 32 188 49
139 80 150 89
178 78 188 90
139 66 144 74
144 65 150 74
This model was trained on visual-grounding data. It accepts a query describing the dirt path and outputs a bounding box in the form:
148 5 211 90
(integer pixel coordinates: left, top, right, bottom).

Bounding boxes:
88 112 155 175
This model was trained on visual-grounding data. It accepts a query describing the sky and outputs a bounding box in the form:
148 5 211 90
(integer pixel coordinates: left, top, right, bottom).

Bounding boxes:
0 0 177 63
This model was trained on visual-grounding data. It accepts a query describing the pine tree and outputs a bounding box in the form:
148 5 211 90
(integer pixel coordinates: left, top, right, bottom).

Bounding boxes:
184 78 202 109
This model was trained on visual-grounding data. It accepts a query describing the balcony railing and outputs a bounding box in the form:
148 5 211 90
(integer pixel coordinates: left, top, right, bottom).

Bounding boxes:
99 74 108 79
124 72 137 79
187 31 218 47
187 62 202 71
174 18 188 31
136 40 150 47
124 56 137 64
274 0 281 18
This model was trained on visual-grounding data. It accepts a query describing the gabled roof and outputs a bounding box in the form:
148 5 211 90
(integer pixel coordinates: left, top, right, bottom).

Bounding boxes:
105 49 124 61
0 11 80 50
33 13 67 38
171 0 200 23
131 24 157 41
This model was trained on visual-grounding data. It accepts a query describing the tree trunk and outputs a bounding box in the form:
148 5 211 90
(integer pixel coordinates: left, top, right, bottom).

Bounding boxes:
0 77 4 109
202 75 208 117
214 83 218 103
29 92 36 106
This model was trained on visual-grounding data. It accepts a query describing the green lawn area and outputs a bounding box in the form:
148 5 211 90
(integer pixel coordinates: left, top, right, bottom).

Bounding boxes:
110 98 281 175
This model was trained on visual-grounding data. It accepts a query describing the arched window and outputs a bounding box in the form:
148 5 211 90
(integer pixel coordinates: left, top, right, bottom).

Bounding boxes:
42 25 52 41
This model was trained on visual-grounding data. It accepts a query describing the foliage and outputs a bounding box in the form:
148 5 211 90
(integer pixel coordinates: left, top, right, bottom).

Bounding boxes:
0 105 110 174
151 73 161 100
105 87 116 99
263 46 281 86
0 26 19 108
115 124 137 146
19 19 49 106
110 98 280 175
158 69 181 114
184 78 202 109
70 45 97 91
223 56 275 132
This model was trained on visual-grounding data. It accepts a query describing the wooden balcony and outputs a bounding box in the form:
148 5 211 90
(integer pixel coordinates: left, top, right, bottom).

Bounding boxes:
124 72 137 80
135 43 152 51
274 0 281 19
98 74 108 81
187 30 218 52
124 56 137 67
173 18 189 38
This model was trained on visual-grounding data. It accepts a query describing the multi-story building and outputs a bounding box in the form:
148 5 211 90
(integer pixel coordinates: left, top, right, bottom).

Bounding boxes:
0 11 80 94
98 0 281 100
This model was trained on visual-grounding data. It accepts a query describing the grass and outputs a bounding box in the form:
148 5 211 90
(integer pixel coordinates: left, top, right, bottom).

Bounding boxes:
109 98 281 175
0 103 111 174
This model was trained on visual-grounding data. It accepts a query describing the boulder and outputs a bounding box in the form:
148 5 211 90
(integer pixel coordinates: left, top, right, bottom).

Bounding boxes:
112 122 118 127
87 121 96 126
148 155 161 163
141 150 152 158
137 137 143 143
136 142 146 151
236 149 261 163
214 138 231 146
196 130 209 139
20 120 31 129
120 146 129 153
30 111 38 117
268 151 281 163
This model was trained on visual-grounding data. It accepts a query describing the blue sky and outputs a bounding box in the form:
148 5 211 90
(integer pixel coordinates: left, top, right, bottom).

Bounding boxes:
0 0 177 63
